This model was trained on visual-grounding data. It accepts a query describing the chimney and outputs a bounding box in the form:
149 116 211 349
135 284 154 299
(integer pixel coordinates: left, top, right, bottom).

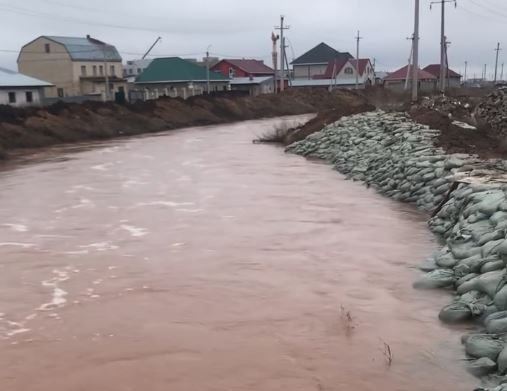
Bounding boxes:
86 34 91 39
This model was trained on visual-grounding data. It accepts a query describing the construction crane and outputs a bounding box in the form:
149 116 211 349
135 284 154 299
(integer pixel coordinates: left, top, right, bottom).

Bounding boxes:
142 37 162 59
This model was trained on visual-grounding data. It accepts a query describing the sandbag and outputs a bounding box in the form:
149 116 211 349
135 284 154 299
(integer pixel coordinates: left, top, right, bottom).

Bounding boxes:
413 269 455 289
465 334 505 360
439 302 472 323
486 311 507 334
466 357 497 377
496 286 507 311
458 270 506 298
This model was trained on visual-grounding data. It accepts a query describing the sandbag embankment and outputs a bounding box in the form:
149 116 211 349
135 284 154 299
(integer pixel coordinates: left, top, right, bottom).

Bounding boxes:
286 110 507 389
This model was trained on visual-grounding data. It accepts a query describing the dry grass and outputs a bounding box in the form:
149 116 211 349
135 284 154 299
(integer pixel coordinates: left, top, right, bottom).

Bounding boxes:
253 122 297 144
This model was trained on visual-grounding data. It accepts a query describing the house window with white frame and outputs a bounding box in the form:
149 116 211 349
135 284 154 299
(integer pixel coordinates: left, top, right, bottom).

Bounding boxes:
93 65 97 76
8 92 16 103
228 67 235 78
81 65 87 76
344 67 354 75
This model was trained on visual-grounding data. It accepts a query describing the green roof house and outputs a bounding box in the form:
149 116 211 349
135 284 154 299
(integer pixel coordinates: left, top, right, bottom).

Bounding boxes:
133 57 229 100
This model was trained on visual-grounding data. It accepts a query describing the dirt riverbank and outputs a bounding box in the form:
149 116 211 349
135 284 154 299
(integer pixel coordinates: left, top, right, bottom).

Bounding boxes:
0 89 370 159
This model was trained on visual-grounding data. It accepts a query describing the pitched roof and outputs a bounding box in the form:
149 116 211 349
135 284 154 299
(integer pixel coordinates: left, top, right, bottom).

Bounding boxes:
423 64 462 78
321 58 372 78
215 59 274 75
43 36 122 62
0 67 53 87
135 57 229 83
354 59 372 76
384 65 437 81
291 42 353 65
322 58 350 78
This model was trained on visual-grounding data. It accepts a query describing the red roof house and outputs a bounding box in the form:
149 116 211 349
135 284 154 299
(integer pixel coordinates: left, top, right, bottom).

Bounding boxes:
384 65 437 81
211 59 274 78
423 64 461 79
383 65 438 92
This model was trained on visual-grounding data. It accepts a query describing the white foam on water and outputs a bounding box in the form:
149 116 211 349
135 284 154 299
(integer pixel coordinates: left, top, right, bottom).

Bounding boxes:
71 198 94 209
171 242 185 247
136 201 195 208
2 224 28 232
38 269 70 311
79 242 119 252
0 242 35 248
120 224 148 237
65 185 95 194
176 208 204 213
64 250 89 255
91 163 113 171
122 180 148 189
92 279 103 285
6 328 31 337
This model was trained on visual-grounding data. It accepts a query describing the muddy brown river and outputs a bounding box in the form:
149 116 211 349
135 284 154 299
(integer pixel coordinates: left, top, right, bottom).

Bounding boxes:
0 116 476 390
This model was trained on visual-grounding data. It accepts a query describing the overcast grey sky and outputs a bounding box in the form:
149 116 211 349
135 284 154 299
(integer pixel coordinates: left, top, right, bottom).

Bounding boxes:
0 0 505 78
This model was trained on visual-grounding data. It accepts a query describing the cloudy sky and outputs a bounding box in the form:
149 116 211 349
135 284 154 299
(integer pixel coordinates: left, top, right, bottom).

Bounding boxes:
0 0 505 79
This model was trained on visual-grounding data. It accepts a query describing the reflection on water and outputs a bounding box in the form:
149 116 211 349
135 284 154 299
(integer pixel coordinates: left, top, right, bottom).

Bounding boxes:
0 116 475 391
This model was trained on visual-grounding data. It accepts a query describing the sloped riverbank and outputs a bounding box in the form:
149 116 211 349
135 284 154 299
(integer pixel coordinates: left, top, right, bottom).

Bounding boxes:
286 111 507 390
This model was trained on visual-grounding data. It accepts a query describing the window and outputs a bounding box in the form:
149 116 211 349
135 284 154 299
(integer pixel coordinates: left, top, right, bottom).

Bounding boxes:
110 65 115 76
137 68 142 74
8 92 16 103
344 67 354 75
45 43 50 53
57 88 64 97
99 65 104 76
129 69 133 75
93 65 97 76
228 67 235 78
25 91 33 103
81 65 87 76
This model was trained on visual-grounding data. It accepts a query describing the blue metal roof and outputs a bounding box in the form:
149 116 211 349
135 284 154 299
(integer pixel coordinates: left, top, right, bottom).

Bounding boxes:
45 36 122 62
0 67 53 87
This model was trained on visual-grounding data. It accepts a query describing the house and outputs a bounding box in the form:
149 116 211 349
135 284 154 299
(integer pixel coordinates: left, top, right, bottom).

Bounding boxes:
383 65 437 92
212 59 274 78
133 57 229 100
423 64 462 88
211 59 274 95
0 67 52 106
18 35 127 101
229 77 274 96
124 59 153 82
291 58 374 89
291 42 353 79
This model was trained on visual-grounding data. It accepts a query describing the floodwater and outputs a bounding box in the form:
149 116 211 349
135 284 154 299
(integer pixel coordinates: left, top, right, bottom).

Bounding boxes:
0 116 476 391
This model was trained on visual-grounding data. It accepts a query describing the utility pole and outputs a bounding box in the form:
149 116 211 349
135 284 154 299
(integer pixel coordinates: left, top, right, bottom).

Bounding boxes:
271 32 279 93
494 42 502 84
464 60 467 84
355 30 362 90
275 16 289 92
206 45 212 94
484 64 487 81
412 0 420 101
502 63 505 81
283 38 292 87
430 0 457 93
